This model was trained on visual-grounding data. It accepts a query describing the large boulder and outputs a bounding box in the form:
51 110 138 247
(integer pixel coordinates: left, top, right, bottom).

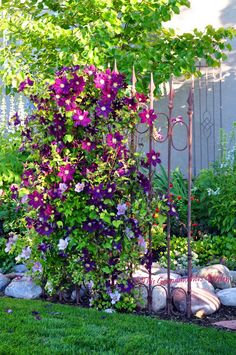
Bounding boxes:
135 284 166 312
196 264 231 289
133 270 180 288
0 274 11 291
171 277 215 293
172 287 220 316
4 277 42 299
216 288 236 306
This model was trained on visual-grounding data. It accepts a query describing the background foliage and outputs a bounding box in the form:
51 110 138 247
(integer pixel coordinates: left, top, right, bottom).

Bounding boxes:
0 0 235 91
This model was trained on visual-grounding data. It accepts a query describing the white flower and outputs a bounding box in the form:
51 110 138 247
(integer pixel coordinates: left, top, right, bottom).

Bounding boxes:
59 183 68 194
21 194 28 203
75 182 85 193
5 234 18 253
21 246 32 259
58 237 69 251
109 290 121 305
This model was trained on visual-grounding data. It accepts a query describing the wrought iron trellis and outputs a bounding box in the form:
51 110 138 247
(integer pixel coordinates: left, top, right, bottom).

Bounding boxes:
129 64 194 318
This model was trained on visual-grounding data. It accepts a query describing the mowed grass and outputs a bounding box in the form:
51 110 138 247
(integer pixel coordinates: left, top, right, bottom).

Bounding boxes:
0 297 235 355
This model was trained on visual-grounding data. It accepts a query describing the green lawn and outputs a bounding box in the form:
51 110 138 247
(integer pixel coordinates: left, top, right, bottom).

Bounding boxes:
0 297 235 355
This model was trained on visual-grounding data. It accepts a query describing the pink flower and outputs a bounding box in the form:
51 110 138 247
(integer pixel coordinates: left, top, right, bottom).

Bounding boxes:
58 164 75 183
73 109 91 127
139 109 157 126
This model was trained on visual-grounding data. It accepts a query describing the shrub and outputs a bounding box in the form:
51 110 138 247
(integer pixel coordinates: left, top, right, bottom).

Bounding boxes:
158 234 236 271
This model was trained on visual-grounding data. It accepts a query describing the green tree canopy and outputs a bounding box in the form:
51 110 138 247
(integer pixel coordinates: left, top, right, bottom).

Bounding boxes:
0 0 235 90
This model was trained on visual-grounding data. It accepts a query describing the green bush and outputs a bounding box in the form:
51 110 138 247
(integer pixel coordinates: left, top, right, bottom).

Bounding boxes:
157 234 236 270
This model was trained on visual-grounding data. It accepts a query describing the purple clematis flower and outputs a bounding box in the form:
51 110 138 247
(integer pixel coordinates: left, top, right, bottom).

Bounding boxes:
32 262 43 273
82 219 103 233
81 139 96 151
69 74 85 94
117 203 128 216
36 222 54 236
139 109 157 126
28 191 44 209
58 164 75 183
146 150 161 166
103 183 116 199
73 109 91 127
50 76 70 95
95 102 112 118
106 132 123 148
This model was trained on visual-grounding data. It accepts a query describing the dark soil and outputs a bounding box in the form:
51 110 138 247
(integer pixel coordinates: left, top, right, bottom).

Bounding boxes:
151 305 236 331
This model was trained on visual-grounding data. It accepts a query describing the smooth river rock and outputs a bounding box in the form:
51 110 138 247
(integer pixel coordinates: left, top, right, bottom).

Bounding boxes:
216 288 236 306
172 287 220 316
196 264 231 289
4 277 42 299
0 273 11 291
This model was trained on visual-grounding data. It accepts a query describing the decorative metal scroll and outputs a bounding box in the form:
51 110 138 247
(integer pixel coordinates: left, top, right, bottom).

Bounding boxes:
128 64 194 318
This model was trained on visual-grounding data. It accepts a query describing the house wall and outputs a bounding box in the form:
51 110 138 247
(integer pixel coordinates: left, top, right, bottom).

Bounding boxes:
149 0 236 174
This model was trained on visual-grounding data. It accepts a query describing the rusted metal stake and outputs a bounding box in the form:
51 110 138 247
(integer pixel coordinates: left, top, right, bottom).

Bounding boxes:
186 77 194 318
166 77 175 315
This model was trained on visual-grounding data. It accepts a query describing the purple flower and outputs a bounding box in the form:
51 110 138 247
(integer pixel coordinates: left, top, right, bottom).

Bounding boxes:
57 96 77 111
125 227 134 239
50 76 70 95
84 65 97 76
137 172 150 193
69 74 85 94
21 169 35 186
94 72 108 90
123 97 138 111
136 92 147 103
138 236 147 252
15 246 31 262
32 262 43 273
103 183 116 199
89 184 105 200
146 150 161 166
28 191 44 209
81 139 96 151
106 132 123 148
117 203 127 216
38 243 50 253
18 77 34 92
73 109 91 127
139 109 157 126
36 222 54 236
58 164 75 183
95 102 112 118
82 219 102 233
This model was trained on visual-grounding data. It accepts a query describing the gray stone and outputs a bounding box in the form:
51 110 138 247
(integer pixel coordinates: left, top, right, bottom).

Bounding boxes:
0 273 11 291
171 277 215 293
216 288 236 306
135 284 166 311
172 287 220 316
196 264 232 289
12 264 28 273
4 277 42 299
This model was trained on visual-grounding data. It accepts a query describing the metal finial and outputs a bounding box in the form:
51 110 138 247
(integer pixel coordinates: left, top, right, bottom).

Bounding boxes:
149 73 155 110
113 59 118 73
131 66 137 97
